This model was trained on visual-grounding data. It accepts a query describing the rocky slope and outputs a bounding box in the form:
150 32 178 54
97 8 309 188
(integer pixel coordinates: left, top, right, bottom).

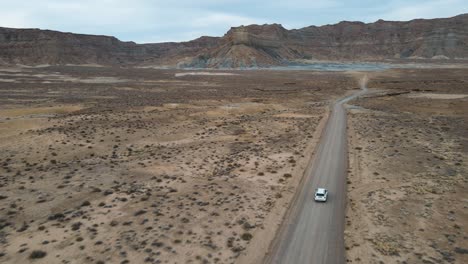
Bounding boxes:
1 14 467 67
0 28 219 66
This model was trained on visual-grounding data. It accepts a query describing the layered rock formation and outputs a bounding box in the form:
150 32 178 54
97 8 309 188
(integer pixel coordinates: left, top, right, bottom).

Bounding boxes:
1 14 467 67
0 28 219 66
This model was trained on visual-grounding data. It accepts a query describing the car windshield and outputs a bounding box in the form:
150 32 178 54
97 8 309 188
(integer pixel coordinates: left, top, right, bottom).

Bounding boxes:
316 193 324 196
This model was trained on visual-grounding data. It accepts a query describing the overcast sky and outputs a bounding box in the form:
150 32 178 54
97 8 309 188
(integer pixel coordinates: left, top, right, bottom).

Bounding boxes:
1 0 467 43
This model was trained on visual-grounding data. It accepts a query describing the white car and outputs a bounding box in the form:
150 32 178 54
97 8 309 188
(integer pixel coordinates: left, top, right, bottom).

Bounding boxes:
314 188 328 202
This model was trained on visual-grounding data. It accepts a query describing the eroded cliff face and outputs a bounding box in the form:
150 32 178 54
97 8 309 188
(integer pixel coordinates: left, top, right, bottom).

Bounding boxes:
1 14 467 67
287 14 468 60
172 14 468 68
179 24 300 68
227 24 287 47
0 28 220 66
0 28 141 65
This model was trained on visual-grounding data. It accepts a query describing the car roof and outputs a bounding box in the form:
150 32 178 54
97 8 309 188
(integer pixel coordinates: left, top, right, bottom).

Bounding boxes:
316 188 327 193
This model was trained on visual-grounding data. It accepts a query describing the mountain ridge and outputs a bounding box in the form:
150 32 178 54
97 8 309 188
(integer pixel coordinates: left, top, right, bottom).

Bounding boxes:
1 14 467 67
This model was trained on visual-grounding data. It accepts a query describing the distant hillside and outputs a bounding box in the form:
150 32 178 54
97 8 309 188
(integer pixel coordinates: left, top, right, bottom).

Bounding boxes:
1 14 467 67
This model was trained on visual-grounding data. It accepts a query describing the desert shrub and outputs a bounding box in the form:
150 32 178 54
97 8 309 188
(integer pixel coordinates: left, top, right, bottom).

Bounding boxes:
29 250 47 259
241 233 253 241
71 222 82 231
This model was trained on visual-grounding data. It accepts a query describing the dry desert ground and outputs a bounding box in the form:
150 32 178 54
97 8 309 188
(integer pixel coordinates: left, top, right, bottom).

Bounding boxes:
0 66 466 264
346 69 468 264
0 66 348 264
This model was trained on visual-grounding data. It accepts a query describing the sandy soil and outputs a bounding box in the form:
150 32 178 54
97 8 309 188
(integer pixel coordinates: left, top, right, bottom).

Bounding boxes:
2 66 466 264
345 69 468 264
0 66 353 264
406 93 468 99
175 72 239 77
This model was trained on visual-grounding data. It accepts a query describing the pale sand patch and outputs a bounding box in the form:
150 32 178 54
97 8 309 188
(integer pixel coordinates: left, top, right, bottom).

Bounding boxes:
64 63 104 67
78 76 130 83
0 71 129 83
139 103 203 113
175 72 239 77
197 102 289 118
219 102 265 109
142 80 185 83
157 135 235 146
274 113 316 118
407 93 468 99
164 103 181 108
0 105 83 118
30 73 130 83
204 106 265 117
0 68 24 72
115 87 167 93
88 95 118 99
0 119 45 138
0 78 17 82
0 89 33 93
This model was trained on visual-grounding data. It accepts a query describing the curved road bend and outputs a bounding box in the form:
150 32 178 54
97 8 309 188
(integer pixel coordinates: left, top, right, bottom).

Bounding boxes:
266 86 368 264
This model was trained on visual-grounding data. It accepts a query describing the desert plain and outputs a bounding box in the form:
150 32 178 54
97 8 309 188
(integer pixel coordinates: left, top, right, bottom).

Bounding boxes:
0 66 466 264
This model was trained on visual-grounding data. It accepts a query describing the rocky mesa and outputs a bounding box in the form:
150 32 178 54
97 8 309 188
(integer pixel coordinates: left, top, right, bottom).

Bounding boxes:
1 14 467 67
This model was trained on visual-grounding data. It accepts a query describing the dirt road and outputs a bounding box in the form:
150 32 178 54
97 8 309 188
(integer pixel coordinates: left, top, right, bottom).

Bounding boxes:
266 85 367 264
